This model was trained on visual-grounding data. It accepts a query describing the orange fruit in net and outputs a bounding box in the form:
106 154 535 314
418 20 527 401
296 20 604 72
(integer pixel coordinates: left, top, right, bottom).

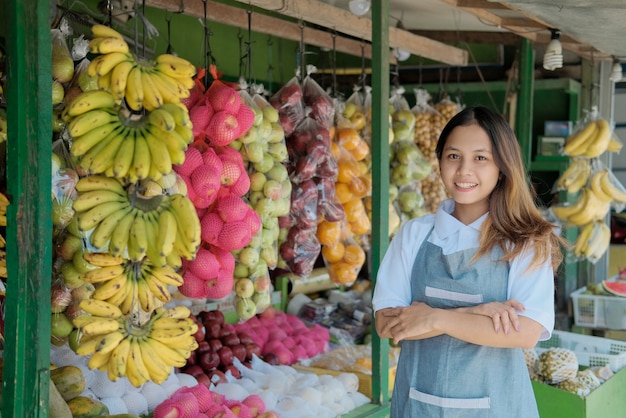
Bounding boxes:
322 241 345 263
335 182 354 204
336 128 361 151
343 243 366 266
330 142 341 160
328 125 336 141
350 212 371 235
350 139 370 161
349 177 369 198
329 261 358 285
337 160 360 184
316 220 341 246
343 198 365 222
357 161 369 176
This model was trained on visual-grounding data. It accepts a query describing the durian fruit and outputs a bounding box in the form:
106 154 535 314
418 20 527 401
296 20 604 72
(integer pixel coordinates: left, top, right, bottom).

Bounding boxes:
522 348 540 380
537 348 579 384
577 369 601 392
557 377 590 397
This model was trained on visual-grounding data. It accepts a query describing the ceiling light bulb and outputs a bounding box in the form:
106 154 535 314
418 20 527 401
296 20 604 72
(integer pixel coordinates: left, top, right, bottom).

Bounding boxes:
543 29 563 71
610 61 623 82
349 0 370 16
393 48 410 62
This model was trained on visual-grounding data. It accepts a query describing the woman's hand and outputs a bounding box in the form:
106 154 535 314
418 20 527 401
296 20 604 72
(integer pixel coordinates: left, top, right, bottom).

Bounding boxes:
378 302 439 345
462 299 525 334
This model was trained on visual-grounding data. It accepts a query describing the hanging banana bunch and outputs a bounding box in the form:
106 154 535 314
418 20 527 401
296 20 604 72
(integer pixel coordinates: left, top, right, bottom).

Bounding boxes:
562 117 621 158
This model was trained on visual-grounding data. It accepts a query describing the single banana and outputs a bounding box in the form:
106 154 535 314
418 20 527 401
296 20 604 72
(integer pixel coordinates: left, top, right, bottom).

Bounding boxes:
160 103 192 128
87 350 113 371
89 36 130 55
75 334 104 356
588 222 611 262
82 252 125 267
599 170 626 202
132 132 152 181
143 273 171 303
574 221 594 257
556 158 583 190
136 277 158 312
70 121 122 158
138 337 172 384
125 65 145 111
148 265 183 288
155 209 178 260
91 24 125 40
89 205 134 249
150 333 197 352
108 209 137 257
88 127 129 174
568 189 610 226
140 68 164 111
73 314 102 328
174 124 194 145
89 52 133 77
73 189 126 213
563 120 598 156
608 137 623 153
169 194 201 253
151 317 195 331
65 90 117 117
78 125 126 172
109 60 136 101
146 124 188 158
154 54 196 78
147 107 176 132
119 278 139 315
108 337 132 381
82 265 126 285
77 200 128 232
143 211 166 268
566 159 591 194
79 299 124 318
144 337 187 368
551 189 589 222
105 276 131 308
590 170 614 202
165 251 182 270
112 130 137 179
158 305 191 320
95 330 126 355
126 338 151 387
67 108 118 138
144 130 173 178
80 317 121 337
75 175 126 195
148 70 187 104
584 119 612 158
128 214 148 262
97 70 113 92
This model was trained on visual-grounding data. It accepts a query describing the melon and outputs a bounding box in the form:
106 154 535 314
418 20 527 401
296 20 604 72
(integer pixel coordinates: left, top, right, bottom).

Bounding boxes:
602 280 626 297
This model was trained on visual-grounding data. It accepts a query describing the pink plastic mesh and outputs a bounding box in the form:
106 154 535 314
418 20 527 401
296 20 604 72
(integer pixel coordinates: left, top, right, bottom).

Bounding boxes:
206 111 241 147
217 221 252 251
175 147 204 178
188 247 221 280
204 273 233 300
217 193 249 223
207 82 241 114
179 270 209 299
170 391 201 418
229 170 250 197
216 147 245 187
200 212 224 245
190 101 214 138
213 247 235 275
177 384 214 412
190 164 221 201
152 399 184 418
241 208 261 236
224 400 253 418
202 147 223 171
243 394 266 415
235 104 255 137
178 175 197 202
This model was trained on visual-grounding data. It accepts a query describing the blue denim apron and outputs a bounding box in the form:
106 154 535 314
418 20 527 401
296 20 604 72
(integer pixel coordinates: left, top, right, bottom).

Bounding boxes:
390 228 539 417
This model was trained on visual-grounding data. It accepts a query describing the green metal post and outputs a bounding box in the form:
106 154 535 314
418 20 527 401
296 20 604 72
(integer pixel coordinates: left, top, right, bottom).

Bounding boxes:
515 38 534 169
3 0 53 416
370 0 391 408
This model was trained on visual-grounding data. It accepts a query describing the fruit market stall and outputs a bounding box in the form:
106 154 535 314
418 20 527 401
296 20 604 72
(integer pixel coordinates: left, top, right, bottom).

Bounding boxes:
1 0 624 417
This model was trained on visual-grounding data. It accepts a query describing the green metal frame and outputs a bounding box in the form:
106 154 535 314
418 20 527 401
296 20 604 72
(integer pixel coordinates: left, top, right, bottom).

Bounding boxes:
3 0 53 417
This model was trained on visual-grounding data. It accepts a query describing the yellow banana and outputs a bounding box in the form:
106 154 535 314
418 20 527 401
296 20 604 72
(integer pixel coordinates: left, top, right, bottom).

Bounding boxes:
77 200 128 232
155 210 178 260
146 124 188 158
556 159 583 190
73 314 102 328
75 175 126 195
83 251 125 267
148 70 187 103
132 132 152 181
155 54 196 78
87 349 113 371
89 275 128 300
140 68 163 111
599 170 626 202
66 90 117 117
566 160 591 194
136 277 158 312
151 334 198 352
584 119 612 158
165 251 182 270
160 103 192 128
75 334 104 356
138 337 172 384
119 278 139 315
143 273 171 303
78 125 126 172
109 209 137 257
158 305 191 319
148 265 183 287
97 70 113 92
67 108 118 138
568 189 610 226
608 137 623 153
169 194 201 253
81 264 126 285
91 24 125 40
587 221 611 262
112 131 137 179
105 276 131 308
144 130 173 179
108 337 132 381
73 189 126 213
109 60 136 101
125 65 145 111
174 124 194 145
90 205 133 250
144 337 187 368
563 121 598 156
70 121 122 158
573 221 592 256
151 316 195 331
126 338 151 387
147 107 176 132
88 127 130 174
79 299 124 318
89 51 133 78
89 36 130 55
127 214 148 262
590 170 614 202
95 330 126 355
143 211 166 267
551 191 588 222
80 317 121 337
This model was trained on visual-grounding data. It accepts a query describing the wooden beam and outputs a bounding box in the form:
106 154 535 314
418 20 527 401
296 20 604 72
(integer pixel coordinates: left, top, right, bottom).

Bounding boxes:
143 0 398 62
228 0 468 66
410 30 521 46
456 0 509 8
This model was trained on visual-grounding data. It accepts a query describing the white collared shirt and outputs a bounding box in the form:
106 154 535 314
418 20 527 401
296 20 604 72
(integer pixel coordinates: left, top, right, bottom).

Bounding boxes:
372 199 555 340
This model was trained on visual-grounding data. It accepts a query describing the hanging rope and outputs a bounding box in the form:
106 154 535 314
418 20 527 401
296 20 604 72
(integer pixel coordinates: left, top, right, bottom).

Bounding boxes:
331 30 337 98
202 0 216 88
267 35 274 94
237 29 245 78
165 11 174 55
297 18 305 80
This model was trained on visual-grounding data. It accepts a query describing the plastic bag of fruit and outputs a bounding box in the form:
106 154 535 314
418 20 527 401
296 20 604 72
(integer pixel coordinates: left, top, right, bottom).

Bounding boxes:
302 66 335 129
270 76 306 136
322 222 366 286
287 117 334 184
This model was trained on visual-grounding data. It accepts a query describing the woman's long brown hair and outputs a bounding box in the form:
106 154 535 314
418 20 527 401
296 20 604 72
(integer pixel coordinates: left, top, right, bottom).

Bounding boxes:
435 106 567 271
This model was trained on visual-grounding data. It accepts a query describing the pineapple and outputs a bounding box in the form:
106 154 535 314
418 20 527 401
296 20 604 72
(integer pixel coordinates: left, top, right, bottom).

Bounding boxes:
577 369 601 392
522 348 540 380
557 377 589 397
537 348 578 384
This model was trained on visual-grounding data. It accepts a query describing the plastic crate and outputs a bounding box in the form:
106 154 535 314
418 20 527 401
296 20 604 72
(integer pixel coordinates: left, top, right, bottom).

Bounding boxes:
536 330 626 372
570 287 626 330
